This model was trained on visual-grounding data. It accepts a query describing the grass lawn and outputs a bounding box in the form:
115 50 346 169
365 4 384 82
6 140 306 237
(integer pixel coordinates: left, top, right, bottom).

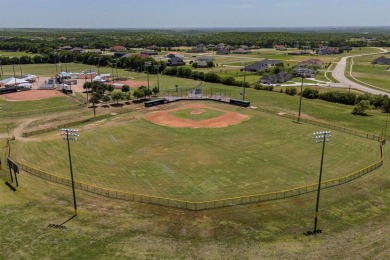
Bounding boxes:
0 95 80 115
12 101 380 201
0 50 37 58
349 54 390 91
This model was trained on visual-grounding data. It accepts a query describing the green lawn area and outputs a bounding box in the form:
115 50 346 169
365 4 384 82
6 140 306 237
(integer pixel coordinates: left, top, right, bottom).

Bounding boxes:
0 95 80 115
0 50 37 58
349 54 390 91
12 101 380 201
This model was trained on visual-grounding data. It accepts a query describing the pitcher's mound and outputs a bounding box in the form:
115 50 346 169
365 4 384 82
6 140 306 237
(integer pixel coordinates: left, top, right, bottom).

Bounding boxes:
144 103 249 128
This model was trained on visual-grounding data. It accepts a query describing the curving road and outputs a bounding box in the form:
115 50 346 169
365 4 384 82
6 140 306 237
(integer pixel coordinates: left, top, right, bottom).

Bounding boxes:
331 48 389 95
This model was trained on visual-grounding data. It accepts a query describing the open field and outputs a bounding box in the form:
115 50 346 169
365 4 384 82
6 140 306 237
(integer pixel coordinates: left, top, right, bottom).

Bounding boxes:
0 94 80 115
348 54 390 91
0 50 37 58
11 101 380 201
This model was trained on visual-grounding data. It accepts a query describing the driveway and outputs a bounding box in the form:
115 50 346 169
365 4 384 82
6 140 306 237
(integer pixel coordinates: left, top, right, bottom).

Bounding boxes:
331 48 389 95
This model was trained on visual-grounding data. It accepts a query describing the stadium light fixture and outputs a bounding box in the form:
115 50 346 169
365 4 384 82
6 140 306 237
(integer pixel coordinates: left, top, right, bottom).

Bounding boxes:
306 131 331 236
60 128 79 216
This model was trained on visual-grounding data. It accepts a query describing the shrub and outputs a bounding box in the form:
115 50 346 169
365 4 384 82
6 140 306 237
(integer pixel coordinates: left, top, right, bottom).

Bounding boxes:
285 87 297 96
302 88 319 99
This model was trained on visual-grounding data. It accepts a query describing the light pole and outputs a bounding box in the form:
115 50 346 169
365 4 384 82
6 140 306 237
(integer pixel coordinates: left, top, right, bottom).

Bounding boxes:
60 128 79 216
384 113 389 141
19 57 23 77
309 131 332 235
84 72 89 104
297 74 304 123
64 56 68 72
154 64 161 92
111 62 115 83
0 57 3 80
12 64 17 90
242 62 247 100
145 61 152 99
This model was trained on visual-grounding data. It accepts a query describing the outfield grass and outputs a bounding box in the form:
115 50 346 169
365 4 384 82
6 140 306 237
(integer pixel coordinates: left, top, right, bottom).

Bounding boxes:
12 101 380 201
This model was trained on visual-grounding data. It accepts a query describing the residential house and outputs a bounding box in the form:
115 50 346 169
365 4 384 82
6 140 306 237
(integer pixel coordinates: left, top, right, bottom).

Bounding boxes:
295 67 317 78
317 46 339 55
60 46 73 51
141 49 158 55
274 44 287 51
216 48 229 55
232 48 251 54
167 52 184 59
287 50 311 55
146 45 159 50
206 44 216 50
244 59 283 72
260 72 292 84
195 56 214 67
295 59 322 68
339 46 352 51
372 56 390 65
166 56 185 66
71 47 84 53
110 45 127 52
188 46 205 53
114 52 127 58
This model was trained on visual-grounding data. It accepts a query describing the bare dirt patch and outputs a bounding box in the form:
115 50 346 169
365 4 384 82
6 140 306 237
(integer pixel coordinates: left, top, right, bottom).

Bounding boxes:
1 90 66 101
115 79 150 87
144 103 249 128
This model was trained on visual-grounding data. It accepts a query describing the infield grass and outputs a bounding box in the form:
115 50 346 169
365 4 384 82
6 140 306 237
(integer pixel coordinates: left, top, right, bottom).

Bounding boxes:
171 107 224 121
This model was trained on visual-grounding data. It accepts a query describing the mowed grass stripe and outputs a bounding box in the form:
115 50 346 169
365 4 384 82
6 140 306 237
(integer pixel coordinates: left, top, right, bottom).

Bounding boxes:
12 103 380 200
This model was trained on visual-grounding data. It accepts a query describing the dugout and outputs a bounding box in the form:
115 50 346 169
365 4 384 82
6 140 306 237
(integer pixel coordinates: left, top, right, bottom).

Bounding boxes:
144 98 167 107
229 98 250 107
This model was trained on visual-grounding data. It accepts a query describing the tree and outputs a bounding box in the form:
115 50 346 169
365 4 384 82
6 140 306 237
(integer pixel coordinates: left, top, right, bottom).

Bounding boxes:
133 88 144 100
152 86 160 96
111 90 125 104
89 93 101 106
352 100 372 115
83 82 92 93
102 95 111 105
122 84 130 93
125 93 131 102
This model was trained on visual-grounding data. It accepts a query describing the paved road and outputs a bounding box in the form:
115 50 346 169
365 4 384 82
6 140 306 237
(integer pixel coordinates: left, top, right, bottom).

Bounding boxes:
331 48 389 95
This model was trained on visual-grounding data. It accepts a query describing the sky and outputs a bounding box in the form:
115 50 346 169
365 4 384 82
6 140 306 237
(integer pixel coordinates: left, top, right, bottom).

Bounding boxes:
1 0 389 28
